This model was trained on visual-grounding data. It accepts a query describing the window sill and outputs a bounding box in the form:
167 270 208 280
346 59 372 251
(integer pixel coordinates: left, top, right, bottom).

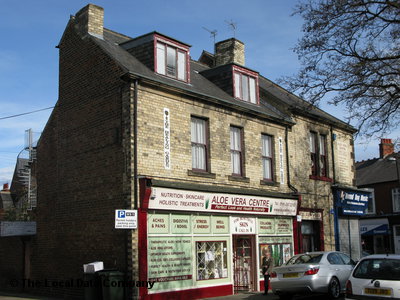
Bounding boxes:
309 175 333 182
228 175 250 183
188 170 216 179
260 180 280 187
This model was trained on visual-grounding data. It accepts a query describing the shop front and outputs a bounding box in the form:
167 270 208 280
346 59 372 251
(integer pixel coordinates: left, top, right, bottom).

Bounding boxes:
332 186 370 260
360 218 391 254
138 182 298 299
298 210 324 252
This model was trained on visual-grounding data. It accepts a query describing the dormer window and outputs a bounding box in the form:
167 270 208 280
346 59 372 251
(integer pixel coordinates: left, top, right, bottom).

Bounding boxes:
155 35 190 82
233 66 259 104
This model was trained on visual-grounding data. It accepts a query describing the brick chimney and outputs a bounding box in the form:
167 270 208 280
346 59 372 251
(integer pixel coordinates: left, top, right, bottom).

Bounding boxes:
75 4 104 39
215 38 245 66
379 138 394 158
2 183 9 191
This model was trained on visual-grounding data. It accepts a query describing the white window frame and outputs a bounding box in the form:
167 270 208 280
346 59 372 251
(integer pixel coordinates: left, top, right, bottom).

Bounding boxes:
261 134 274 181
363 188 375 214
191 117 208 171
393 188 400 212
230 126 243 176
155 36 189 82
232 66 258 104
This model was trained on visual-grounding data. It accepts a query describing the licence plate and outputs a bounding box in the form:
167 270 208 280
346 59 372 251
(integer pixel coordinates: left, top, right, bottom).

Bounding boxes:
365 288 392 296
283 273 299 278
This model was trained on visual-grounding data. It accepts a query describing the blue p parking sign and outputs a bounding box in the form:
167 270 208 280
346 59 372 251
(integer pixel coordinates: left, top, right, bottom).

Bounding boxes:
115 210 137 229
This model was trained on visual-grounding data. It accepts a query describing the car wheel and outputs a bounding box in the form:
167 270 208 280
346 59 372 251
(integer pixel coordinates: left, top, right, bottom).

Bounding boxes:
278 293 293 300
328 277 340 299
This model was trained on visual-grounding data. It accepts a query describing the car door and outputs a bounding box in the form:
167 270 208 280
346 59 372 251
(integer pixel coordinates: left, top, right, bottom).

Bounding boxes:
337 253 355 291
327 252 349 289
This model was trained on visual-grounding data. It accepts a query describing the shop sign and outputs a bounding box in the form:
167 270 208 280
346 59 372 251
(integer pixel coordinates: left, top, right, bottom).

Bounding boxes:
335 189 369 216
150 187 297 216
259 236 292 244
360 218 390 236
171 215 191 234
275 218 292 234
231 217 256 234
148 214 169 234
258 218 275 234
211 216 229 234
300 211 322 221
193 216 211 234
163 108 171 169
278 137 284 184
148 236 193 291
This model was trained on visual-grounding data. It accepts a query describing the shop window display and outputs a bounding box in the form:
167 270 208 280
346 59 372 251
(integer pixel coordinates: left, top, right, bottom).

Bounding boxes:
197 241 228 280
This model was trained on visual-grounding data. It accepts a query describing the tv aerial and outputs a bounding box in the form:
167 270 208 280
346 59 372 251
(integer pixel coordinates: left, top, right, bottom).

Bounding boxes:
225 19 237 38
202 27 218 50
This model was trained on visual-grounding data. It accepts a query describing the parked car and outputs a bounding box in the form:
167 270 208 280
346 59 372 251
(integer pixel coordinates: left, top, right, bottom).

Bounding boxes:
270 251 356 300
346 254 400 299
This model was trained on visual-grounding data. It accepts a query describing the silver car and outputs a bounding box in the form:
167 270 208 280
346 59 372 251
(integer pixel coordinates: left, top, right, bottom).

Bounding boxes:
270 251 356 300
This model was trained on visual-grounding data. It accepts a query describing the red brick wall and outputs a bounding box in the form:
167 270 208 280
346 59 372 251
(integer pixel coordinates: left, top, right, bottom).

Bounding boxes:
32 22 130 298
370 181 400 214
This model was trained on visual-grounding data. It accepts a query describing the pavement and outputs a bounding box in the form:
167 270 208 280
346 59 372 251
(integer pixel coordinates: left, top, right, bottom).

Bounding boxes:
0 291 274 300
206 291 279 299
0 292 60 300
207 293 345 300
0 291 344 300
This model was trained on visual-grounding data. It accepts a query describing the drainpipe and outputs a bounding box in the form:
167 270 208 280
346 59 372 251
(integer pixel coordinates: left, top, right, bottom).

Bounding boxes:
330 126 336 184
330 126 339 251
285 126 298 195
285 126 301 253
133 79 138 210
120 75 139 299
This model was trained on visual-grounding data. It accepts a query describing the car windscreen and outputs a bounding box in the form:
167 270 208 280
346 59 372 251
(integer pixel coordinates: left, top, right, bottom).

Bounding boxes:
353 258 400 280
286 254 323 265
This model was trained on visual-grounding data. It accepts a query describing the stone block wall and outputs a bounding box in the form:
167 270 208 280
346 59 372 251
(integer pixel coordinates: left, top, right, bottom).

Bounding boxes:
135 86 291 194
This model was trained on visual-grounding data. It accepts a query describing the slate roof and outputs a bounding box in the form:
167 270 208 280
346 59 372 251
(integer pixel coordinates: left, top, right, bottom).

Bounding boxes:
93 28 355 132
356 153 400 186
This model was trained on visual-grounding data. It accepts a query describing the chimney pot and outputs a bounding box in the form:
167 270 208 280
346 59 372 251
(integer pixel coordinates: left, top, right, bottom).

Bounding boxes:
379 138 394 158
215 38 245 66
75 4 104 38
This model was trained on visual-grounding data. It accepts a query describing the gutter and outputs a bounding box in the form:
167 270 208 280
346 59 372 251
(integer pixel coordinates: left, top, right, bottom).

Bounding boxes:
120 72 295 128
290 107 358 134
133 79 138 209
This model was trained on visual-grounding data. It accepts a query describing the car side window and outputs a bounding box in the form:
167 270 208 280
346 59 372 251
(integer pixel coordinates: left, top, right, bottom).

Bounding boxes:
327 253 344 265
338 253 355 265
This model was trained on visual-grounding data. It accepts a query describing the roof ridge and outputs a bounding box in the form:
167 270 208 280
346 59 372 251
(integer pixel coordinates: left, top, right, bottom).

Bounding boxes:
103 27 133 40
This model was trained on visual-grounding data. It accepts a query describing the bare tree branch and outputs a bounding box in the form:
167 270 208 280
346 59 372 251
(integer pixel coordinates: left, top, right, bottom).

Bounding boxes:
280 0 400 139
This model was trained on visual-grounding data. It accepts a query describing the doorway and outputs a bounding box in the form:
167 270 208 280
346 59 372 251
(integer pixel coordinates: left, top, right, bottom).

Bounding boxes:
233 235 255 293
301 220 321 252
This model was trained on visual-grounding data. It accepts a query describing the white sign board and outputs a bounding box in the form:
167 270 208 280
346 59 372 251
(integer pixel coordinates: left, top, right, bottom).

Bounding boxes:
231 217 256 234
163 108 171 170
150 187 297 216
0 221 37 237
278 137 285 184
115 210 137 229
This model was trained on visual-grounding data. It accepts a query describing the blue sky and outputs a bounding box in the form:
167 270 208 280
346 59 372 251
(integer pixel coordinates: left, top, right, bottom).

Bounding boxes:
0 0 397 186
